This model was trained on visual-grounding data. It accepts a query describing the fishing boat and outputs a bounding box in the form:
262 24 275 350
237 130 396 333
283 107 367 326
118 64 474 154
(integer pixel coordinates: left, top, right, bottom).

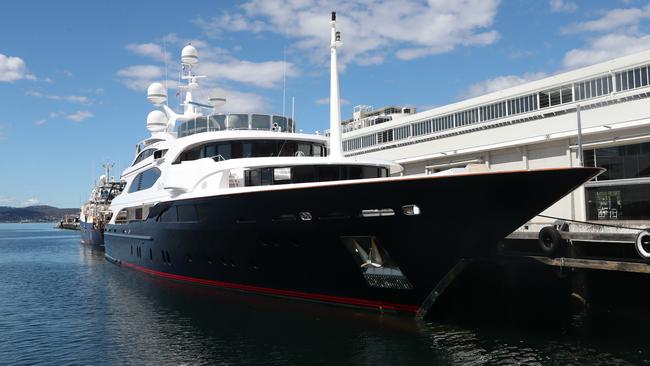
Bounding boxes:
80 163 124 248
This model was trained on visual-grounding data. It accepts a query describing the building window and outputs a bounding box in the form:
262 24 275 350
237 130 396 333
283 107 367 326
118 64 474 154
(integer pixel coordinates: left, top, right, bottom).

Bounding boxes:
584 142 650 181
587 184 650 220
575 76 612 101
615 65 650 92
583 141 650 221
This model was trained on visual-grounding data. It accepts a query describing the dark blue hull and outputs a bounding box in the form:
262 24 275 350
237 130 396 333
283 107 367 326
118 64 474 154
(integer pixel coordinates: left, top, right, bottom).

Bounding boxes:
105 168 601 315
80 220 104 249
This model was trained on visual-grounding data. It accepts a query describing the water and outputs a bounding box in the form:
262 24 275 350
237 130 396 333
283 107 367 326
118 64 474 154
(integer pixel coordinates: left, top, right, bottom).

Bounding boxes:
0 223 649 365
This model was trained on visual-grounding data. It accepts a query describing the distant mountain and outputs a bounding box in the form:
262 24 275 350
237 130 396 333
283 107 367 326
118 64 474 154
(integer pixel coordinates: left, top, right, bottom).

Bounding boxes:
0 205 79 223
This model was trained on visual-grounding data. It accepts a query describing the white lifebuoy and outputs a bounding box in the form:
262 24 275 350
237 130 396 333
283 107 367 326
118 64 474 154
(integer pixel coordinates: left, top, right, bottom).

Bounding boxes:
635 230 650 259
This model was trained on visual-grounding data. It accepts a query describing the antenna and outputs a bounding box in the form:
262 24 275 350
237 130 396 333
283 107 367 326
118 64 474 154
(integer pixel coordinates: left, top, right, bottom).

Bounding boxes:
282 46 286 118
291 96 295 132
329 11 343 158
163 39 168 90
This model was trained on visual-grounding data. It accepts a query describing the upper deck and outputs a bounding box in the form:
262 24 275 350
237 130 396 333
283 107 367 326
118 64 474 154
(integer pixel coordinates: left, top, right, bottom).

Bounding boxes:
177 113 295 138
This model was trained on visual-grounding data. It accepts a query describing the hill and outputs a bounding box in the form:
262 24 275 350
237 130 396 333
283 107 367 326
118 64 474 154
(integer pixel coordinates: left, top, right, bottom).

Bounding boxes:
0 205 79 223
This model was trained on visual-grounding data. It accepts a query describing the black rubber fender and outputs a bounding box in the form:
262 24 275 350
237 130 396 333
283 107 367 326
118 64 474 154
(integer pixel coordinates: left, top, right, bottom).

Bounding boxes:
635 230 650 260
538 226 563 257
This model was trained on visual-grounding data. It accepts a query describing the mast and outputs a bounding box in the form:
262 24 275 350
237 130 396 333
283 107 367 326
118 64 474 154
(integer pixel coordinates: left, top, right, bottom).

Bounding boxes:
102 162 113 183
329 11 343 158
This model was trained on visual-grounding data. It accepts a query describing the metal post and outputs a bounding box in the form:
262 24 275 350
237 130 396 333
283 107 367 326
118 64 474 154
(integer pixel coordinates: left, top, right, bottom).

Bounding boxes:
576 104 584 166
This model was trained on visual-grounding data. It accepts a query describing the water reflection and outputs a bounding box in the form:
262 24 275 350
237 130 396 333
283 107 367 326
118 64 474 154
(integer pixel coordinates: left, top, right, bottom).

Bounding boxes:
2 224 650 365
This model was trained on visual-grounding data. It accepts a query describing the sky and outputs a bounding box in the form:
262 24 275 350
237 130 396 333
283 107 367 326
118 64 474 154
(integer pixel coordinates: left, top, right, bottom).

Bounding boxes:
1 0 649 208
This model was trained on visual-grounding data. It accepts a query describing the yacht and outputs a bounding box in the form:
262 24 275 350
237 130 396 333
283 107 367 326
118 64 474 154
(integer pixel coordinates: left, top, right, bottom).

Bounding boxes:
104 13 601 315
80 163 125 248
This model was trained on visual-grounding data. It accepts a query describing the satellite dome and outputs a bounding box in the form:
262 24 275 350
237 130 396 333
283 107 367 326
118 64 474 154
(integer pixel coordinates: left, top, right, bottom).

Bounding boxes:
181 44 198 65
147 82 167 105
147 110 168 133
209 96 226 109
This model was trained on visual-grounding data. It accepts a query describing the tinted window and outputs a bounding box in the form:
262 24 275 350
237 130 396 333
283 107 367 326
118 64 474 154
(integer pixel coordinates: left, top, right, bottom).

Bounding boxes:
318 166 340 181
251 114 270 130
209 115 226 131
196 204 210 220
133 149 155 165
140 168 161 190
217 143 232 160
204 144 217 158
128 168 161 193
177 205 198 222
228 114 249 129
159 206 177 222
261 168 273 186
195 117 208 133
292 166 315 183
175 140 327 163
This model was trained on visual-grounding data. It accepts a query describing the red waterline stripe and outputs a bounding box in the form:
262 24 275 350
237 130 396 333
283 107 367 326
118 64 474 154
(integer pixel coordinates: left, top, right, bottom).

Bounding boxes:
120 260 419 313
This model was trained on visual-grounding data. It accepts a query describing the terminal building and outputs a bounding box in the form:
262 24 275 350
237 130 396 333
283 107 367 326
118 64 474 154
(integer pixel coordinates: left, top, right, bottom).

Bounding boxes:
341 50 650 224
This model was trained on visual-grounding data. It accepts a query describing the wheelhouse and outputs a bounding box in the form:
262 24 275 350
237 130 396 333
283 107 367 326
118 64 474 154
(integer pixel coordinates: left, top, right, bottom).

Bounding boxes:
177 114 295 138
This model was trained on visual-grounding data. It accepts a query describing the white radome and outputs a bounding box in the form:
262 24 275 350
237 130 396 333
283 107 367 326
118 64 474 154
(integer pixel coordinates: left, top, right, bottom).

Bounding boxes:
209 96 226 109
147 82 167 106
181 44 198 65
146 110 168 133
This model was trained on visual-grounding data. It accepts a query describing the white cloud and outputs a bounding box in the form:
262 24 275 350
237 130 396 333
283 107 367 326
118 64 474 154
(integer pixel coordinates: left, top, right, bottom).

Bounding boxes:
0 53 31 82
562 5 650 34
507 49 535 59
34 119 46 126
460 72 547 98
315 97 350 105
550 0 577 13
21 198 39 207
126 43 172 63
116 64 165 90
0 195 16 205
198 60 297 88
47 110 94 122
195 0 501 65
563 33 650 68
26 90 90 103
209 87 269 113
0 196 42 207
66 110 93 122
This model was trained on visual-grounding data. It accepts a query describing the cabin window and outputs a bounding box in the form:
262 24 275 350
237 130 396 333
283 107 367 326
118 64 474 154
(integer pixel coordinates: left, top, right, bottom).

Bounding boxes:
209 115 226 131
174 140 327 164
195 117 208 133
128 168 161 193
251 114 271 130
153 149 167 159
228 114 249 130
132 149 155 166
115 209 128 224
177 205 198 222
159 206 177 222
243 165 388 186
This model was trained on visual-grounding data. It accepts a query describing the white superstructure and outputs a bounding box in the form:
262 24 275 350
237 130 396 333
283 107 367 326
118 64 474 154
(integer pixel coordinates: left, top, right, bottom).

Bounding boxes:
342 50 650 223
109 33 401 225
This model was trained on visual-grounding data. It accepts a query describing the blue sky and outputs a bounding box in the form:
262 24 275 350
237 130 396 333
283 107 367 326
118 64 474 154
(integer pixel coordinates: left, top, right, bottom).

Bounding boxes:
1 0 649 208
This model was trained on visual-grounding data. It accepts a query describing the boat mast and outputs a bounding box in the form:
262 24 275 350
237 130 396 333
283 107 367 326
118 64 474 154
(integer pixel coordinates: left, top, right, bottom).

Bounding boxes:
329 11 343 158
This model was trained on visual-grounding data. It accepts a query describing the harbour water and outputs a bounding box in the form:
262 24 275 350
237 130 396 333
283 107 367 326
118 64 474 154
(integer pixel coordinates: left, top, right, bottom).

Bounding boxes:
1 223 649 365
